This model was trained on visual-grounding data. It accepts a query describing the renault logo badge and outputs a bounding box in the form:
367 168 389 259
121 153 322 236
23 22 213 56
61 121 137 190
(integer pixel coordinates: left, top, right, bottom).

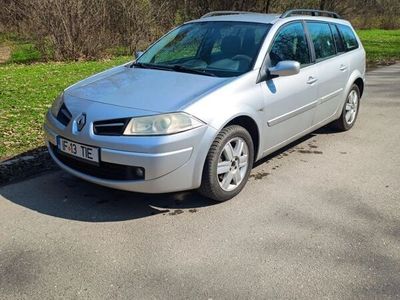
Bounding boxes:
76 113 86 132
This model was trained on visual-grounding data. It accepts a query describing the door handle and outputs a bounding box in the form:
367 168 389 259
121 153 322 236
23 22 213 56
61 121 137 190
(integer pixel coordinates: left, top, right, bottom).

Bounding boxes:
340 64 348 71
307 76 318 85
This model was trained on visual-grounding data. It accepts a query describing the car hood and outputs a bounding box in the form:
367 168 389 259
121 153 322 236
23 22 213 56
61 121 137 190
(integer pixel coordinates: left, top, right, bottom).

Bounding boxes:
65 64 232 113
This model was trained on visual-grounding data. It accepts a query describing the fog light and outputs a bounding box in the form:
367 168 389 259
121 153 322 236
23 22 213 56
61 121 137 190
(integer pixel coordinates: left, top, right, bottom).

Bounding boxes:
135 167 145 178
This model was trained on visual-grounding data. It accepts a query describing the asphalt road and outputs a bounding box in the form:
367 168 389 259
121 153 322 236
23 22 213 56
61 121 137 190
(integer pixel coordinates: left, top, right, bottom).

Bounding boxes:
1 64 399 299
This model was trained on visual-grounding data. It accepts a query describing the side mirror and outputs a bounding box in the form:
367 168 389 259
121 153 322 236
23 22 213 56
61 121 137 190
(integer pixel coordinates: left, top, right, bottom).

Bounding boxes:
268 60 300 77
134 51 144 60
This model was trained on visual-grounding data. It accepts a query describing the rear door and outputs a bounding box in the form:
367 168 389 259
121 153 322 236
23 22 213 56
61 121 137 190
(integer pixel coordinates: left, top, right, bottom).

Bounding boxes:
260 21 318 151
306 21 349 125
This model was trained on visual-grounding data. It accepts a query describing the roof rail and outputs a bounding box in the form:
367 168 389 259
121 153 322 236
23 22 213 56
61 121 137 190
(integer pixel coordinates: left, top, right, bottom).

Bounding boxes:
201 11 258 18
281 9 341 19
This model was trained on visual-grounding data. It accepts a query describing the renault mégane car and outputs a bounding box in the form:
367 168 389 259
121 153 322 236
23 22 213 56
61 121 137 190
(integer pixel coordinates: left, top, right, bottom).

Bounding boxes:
44 9 366 201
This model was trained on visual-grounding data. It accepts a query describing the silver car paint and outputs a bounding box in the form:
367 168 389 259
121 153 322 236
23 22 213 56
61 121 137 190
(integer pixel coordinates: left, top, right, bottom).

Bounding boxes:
65 67 232 114
44 14 366 193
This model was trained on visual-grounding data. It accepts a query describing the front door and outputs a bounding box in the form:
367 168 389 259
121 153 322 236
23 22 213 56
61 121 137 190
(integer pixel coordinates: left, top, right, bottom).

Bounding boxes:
260 21 318 152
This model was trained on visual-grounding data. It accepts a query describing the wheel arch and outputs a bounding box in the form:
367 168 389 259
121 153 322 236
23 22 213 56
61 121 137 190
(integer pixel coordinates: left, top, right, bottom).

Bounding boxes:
335 71 365 119
354 77 364 97
223 115 261 162
346 69 364 98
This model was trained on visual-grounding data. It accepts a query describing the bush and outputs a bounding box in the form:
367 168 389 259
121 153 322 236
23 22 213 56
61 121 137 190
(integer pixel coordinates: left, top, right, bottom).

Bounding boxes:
10 44 41 63
1 0 168 60
1 0 399 61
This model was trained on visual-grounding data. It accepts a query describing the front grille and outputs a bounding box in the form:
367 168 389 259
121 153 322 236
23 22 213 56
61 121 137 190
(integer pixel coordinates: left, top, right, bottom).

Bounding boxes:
50 144 145 180
93 118 129 136
56 103 72 126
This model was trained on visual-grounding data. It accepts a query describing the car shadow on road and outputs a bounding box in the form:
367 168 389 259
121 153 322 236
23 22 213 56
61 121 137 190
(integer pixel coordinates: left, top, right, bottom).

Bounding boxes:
0 171 218 222
0 127 340 222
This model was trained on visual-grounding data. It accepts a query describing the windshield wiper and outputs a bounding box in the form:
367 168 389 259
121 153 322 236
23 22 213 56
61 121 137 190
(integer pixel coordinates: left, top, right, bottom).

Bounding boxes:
170 65 216 77
130 62 144 68
131 62 216 77
130 62 171 71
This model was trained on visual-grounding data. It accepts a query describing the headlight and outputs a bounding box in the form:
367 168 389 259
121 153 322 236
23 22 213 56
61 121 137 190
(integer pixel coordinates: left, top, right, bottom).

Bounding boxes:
123 112 204 136
50 93 64 117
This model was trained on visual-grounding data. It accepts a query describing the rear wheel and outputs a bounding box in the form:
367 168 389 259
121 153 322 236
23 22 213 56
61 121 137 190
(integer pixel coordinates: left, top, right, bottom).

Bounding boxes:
331 84 360 131
199 125 254 202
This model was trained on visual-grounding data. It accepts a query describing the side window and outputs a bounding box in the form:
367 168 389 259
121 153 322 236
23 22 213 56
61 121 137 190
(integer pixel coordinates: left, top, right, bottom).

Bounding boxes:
269 22 311 67
330 24 345 54
337 24 359 51
307 22 336 61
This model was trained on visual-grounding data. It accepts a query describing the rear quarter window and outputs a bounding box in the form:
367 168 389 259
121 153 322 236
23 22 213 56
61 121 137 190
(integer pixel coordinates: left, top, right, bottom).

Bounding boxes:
337 24 359 51
330 24 345 54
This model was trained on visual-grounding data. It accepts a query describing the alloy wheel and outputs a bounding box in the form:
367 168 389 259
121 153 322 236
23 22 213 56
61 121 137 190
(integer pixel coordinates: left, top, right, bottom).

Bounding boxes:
345 89 359 125
217 137 249 192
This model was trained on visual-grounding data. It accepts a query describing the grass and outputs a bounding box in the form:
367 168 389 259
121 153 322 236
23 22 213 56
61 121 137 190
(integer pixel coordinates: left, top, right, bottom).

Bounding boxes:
0 29 399 159
357 29 400 65
9 44 41 63
0 33 42 63
0 57 130 159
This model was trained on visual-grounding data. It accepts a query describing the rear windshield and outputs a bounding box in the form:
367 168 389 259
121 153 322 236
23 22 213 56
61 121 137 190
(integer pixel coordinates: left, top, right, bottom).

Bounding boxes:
137 21 271 77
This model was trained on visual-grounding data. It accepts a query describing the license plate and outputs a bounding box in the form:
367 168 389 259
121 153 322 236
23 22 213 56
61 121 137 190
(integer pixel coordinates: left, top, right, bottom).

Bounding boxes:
58 137 99 163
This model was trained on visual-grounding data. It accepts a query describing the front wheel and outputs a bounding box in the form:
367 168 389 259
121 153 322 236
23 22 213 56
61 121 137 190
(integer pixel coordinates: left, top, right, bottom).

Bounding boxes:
198 125 254 202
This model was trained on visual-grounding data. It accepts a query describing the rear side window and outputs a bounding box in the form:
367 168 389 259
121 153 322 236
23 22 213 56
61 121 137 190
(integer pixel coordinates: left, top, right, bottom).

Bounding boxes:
269 22 311 67
307 22 336 61
337 24 359 51
330 24 345 54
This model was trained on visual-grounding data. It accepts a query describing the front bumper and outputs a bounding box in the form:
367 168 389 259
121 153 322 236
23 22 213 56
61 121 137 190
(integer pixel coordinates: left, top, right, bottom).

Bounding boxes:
44 112 217 193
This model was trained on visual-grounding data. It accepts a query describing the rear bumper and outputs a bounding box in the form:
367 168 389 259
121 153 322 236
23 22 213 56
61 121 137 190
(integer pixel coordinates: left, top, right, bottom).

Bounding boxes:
44 113 217 193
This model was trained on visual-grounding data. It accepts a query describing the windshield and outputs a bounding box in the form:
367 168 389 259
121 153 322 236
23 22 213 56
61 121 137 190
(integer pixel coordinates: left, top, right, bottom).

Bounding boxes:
137 21 271 77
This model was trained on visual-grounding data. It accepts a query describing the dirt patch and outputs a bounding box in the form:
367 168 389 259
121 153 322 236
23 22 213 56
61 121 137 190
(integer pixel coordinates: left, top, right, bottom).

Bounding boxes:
250 171 270 180
0 45 11 63
298 150 323 155
169 209 184 216
367 60 398 72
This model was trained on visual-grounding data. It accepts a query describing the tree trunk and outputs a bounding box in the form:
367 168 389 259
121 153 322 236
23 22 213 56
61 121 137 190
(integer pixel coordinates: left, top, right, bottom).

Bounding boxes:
265 0 272 13
320 0 326 10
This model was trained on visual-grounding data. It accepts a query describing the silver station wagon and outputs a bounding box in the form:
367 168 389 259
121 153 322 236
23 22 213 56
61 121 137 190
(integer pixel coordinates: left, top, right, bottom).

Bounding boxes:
45 9 366 202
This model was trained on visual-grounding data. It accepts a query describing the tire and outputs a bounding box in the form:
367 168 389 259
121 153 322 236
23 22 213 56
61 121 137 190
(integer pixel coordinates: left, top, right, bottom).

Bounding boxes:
198 125 254 202
331 84 361 131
